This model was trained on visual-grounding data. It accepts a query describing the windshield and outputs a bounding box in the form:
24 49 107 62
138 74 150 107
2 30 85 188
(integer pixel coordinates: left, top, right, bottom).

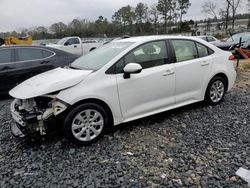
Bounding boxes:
71 42 134 70
57 38 67 45
227 33 250 42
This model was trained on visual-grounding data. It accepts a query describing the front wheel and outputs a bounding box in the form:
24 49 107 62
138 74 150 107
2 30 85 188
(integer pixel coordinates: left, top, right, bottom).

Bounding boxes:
63 103 109 146
205 76 226 105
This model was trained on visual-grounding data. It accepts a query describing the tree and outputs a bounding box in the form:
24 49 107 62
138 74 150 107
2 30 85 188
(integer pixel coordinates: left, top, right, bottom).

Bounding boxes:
202 1 219 26
177 0 191 23
50 22 67 37
95 16 109 36
219 0 231 30
149 4 160 34
228 0 241 30
135 3 148 33
157 0 171 33
112 5 135 35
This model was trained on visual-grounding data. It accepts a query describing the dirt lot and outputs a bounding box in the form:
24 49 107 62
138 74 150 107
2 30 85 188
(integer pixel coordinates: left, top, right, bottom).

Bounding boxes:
0 61 249 187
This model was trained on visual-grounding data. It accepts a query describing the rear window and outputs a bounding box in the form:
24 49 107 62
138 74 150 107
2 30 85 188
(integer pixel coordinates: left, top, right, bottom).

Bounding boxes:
0 49 12 63
196 43 209 57
42 50 54 58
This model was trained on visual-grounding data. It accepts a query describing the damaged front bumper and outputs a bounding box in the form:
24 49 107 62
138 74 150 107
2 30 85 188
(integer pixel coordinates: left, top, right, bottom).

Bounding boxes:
10 98 68 138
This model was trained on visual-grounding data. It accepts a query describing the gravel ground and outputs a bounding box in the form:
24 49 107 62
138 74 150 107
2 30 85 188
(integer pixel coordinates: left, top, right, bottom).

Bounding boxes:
0 70 249 187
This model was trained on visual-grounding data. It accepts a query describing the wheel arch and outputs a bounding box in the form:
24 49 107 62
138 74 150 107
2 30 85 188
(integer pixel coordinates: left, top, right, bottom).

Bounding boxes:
202 72 229 101
210 72 229 91
68 98 114 126
89 47 96 51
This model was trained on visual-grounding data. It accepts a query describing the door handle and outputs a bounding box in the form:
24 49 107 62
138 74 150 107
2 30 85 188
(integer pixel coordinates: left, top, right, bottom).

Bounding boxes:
201 61 209 66
163 69 175 76
74 45 77 48
40 61 49 64
0 66 12 71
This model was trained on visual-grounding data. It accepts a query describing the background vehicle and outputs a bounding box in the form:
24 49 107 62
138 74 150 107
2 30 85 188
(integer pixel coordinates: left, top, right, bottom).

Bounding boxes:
214 32 250 51
0 36 32 46
46 36 104 55
0 45 78 94
9 36 236 145
195 36 220 45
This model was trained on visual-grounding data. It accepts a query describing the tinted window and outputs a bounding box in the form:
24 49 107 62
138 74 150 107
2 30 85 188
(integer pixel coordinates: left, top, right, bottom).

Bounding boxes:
118 41 168 71
207 37 215 42
17 48 43 61
196 43 209 57
42 50 54 58
0 49 12 63
172 40 198 62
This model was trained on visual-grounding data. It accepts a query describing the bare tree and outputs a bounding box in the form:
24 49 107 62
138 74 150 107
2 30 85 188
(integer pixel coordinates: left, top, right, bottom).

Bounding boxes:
228 0 241 31
219 0 231 30
202 1 219 25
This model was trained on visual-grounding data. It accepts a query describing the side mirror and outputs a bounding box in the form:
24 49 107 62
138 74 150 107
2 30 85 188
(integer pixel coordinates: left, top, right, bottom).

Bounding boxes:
123 63 142 79
64 41 69 46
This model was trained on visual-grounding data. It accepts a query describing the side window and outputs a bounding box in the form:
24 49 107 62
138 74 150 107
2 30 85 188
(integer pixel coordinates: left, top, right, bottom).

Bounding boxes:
172 40 198 62
196 43 209 58
207 37 215 42
0 49 12 63
17 48 43 61
74 38 80 44
42 50 54 58
66 38 79 45
117 41 168 72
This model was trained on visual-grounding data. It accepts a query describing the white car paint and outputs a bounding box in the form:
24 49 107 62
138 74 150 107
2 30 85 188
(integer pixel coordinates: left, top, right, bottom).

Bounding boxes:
9 67 92 99
46 37 104 55
10 35 236 129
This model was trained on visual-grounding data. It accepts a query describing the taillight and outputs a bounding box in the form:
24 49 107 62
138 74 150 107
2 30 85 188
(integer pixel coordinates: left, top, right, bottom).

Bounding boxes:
229 55 235 61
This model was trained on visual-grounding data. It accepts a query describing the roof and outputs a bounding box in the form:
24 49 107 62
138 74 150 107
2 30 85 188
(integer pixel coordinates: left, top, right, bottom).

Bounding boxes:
117 35 203 43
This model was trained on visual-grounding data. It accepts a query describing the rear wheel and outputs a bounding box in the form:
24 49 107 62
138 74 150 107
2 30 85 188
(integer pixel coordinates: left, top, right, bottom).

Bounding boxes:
63 103 109 146
205 76 226 105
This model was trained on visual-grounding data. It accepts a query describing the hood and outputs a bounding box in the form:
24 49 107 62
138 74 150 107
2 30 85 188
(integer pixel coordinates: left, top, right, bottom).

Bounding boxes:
9 67 92 99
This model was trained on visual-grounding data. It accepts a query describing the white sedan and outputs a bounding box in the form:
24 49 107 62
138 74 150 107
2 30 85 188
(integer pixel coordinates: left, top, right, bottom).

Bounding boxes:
9 36 236 145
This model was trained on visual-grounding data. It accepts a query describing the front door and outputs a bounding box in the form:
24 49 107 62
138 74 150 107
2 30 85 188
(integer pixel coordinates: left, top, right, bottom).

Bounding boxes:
116 41 175 120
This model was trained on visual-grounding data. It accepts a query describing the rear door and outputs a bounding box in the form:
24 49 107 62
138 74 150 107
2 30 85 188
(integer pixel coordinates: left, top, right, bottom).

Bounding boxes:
0 48 16 93
170 39 213 104
14 47 55 84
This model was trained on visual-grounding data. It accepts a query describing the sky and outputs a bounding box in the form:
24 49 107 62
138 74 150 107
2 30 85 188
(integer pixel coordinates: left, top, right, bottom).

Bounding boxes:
0 0 249 32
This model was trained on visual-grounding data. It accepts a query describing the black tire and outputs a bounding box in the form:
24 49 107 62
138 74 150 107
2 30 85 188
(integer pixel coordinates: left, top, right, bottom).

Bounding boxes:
63 103 109 146
205 76 226 105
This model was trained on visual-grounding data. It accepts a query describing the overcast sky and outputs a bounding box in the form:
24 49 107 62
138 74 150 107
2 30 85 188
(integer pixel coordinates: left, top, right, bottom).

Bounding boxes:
0 0 248 32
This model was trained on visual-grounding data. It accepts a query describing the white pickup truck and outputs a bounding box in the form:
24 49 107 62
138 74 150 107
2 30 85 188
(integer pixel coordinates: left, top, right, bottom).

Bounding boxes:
46 36 104 56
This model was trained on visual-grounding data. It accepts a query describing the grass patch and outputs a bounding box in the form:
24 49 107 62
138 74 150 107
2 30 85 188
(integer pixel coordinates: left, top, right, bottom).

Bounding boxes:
243 63 250 70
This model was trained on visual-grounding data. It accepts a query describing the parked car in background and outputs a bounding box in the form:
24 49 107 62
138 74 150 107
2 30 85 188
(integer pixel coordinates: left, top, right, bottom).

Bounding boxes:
46 36 104 56
0 45 78 94
195 36 220 45
214 32 250 51
9 36 236 145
